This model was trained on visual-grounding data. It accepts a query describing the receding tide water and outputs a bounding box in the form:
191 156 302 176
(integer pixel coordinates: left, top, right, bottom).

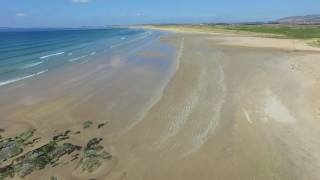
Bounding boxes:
0 28 152 86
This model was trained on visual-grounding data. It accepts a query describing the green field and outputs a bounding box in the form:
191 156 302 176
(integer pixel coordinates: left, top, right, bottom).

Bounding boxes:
310 39 320 47
154 24 320 47
208 25 320 39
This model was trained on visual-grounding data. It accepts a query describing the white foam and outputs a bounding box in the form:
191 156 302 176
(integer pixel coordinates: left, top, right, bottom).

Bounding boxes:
68 55 88 62
40 52 65 59
90 52 96 56
0 69 48 87
110 31 152 49
20 61 44 69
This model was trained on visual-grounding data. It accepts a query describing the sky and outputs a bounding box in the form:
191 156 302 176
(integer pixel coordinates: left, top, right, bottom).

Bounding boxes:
0 0 319 27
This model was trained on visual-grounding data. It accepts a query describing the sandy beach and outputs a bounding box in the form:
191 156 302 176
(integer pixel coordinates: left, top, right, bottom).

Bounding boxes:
1 28 320 180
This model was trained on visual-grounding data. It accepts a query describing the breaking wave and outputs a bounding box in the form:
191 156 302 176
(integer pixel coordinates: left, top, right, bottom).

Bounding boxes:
0 69 48 87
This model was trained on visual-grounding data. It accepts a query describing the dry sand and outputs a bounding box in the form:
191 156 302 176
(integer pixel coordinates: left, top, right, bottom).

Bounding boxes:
1 29 320 180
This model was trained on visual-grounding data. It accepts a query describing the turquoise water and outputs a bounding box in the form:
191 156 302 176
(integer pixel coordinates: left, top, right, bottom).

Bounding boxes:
0 28 153 86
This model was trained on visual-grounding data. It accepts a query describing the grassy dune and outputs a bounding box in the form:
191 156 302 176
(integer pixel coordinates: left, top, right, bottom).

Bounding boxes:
213 25 320 47
210 25 320 39
150 24 320 47
312 39 320 47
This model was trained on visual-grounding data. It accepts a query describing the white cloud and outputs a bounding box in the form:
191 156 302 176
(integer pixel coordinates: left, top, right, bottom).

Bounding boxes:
135 13 143 17
71 0 90 3
16 13 26 17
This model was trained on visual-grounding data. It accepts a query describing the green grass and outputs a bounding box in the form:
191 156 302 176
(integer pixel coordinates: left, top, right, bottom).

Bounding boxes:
309 39 320 47
155 24 320 48
207 25 320 39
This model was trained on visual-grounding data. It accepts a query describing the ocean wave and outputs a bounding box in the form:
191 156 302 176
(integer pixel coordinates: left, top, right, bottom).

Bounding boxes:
110 31 153 49
20 61 44 69
40 52 65 59
90 52 96 56
0 69 48 87
68 55 88 62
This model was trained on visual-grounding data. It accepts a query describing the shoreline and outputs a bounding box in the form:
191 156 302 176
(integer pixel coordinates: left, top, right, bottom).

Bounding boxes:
111 30 320 179
2 28 320 179
0 31 178 179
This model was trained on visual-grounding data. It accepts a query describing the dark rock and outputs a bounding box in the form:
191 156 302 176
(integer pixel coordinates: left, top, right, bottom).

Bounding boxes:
0 166 14 180
15 129 35 143
70 156 79 162
0 141 81 179
0 126 112 179
86 138 103 150
24 137 41 146
97 122 108 129
53 130 71 142
0 141 23 163
76 138 112 173
0 129 35 163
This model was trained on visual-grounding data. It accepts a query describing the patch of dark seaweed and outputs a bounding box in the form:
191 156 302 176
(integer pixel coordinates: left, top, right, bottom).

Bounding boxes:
50 176 58 180
83 121 93 129
53 130 71 142
76 138 112 173
0 141 81 179
0 125 112 179
97 121 108 129
0 129 35 164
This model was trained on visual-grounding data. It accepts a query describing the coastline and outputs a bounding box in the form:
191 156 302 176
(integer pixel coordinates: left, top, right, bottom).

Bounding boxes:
0 30 179 179
111 28 320 180
1 27 320 179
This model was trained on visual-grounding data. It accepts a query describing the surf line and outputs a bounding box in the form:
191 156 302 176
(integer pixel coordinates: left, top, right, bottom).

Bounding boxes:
20 60 44 69
40 52 65 59
119 37 185 135
0 69 48 87
110 31 152 49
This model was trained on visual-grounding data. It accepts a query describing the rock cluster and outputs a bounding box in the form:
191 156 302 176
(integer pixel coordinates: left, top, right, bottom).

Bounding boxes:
0 129 35 163
0 121 111 179
76 138 112 173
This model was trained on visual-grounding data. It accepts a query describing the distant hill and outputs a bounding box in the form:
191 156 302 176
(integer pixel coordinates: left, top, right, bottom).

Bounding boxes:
278 15 320 25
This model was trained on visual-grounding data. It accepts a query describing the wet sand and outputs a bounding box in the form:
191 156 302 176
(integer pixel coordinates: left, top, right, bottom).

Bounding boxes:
1 30 320 179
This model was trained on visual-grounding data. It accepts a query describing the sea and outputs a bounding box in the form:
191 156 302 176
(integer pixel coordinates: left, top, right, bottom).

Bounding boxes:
0 27 153 87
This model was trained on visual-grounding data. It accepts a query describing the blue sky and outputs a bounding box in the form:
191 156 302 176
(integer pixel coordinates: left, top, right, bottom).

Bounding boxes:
0 0 319 27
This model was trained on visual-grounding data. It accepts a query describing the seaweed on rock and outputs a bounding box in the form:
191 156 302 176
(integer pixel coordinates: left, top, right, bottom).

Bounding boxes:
76 138 112 173
0 129 35 163
83 121 93 129
0 141 81 179
0 123 112 179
